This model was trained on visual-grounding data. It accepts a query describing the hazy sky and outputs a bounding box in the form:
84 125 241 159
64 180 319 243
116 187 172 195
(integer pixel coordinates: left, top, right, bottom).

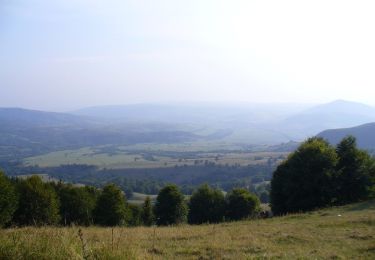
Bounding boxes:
1 0 375 111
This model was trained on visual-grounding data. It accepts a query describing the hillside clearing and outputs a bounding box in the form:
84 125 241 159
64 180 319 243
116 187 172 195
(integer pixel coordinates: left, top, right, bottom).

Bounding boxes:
0 200 374 259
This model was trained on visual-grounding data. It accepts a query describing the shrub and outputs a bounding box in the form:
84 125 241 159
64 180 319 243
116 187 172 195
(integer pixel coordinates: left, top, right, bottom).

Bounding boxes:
225 188 260 220
188 184 225 224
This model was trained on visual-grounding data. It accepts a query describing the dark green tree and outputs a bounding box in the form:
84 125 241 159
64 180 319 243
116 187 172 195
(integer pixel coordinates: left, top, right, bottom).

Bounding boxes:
14 175 60 226
335 136 375 204
128 203 143 226
57 184 98 226
94 184 128 226
154 184 187 225
270 138 338 215
141 196 154 226
0 171 18 227
225 188 260 221
188 184 225 224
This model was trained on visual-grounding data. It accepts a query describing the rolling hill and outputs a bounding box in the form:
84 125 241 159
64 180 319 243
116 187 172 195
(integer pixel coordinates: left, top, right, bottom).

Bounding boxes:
0 107 91 127
280 100 375 139
318 122 375 150
1 100 375 165
0 108 201 162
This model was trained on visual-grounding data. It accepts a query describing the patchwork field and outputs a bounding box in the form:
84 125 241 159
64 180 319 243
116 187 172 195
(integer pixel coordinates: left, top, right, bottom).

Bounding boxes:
22 144 288 169
1 200 374 259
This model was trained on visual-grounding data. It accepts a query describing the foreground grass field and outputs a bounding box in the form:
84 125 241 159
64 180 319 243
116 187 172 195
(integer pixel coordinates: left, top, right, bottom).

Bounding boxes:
0 200 374 259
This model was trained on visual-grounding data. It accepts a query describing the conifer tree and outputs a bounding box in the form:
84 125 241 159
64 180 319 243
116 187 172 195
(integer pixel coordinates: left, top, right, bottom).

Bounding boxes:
94 184 128 226
142 196 154 226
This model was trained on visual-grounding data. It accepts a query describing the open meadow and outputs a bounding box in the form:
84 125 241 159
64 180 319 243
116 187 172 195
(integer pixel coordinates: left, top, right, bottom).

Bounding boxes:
22 144 288 169
1 200 374 259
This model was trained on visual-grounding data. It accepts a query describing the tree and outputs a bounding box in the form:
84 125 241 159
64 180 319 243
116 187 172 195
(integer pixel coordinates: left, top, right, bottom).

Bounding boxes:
141 196 154 226
14 175 60 226
225 188 260 221
270 138 338 215
335 136 374 204
0 171 18 227
128 203 143 226
188 184 225 224
154 184 187 225
94 184 129 226
57 184 98 226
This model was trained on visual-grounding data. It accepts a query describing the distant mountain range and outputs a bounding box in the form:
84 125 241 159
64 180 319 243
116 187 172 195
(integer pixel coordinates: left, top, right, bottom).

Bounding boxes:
318 123 375 150
1 100 375 162
0 108 200 162
279 100 375 139
74 100 375 142
0 107 91 127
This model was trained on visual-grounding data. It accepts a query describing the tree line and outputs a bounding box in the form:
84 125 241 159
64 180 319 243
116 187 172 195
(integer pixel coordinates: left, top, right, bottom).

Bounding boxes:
0 173 261 227
2 135 373 227
271 136 375 215
5 162 274 202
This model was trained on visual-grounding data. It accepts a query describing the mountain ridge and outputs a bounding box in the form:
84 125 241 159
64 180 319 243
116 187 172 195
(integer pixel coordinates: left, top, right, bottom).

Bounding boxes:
318 122 375 150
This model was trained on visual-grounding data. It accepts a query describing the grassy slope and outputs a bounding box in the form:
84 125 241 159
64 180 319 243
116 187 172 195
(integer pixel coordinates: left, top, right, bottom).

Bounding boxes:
0 200 374 259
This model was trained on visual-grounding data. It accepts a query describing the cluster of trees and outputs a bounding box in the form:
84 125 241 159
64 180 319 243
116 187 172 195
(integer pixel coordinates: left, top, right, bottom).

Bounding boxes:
188 185 260 224
0 173 260 227
7 163 273 200
271 136 375 215
154 184 260 225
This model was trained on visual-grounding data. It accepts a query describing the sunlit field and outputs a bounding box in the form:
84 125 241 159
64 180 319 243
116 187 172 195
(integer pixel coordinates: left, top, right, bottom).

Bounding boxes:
1 200 374 259
23 145 287 169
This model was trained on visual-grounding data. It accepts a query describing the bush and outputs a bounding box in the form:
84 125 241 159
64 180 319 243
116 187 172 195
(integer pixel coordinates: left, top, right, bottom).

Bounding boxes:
225 188 260 220
188 184 225 224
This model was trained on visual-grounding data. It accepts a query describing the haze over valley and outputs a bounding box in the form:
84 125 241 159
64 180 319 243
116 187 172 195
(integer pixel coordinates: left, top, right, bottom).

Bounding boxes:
1 99 374 178
1 1 375 259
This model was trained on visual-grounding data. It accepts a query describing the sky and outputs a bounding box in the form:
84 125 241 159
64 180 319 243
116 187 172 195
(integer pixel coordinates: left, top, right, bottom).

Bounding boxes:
1 0 375 111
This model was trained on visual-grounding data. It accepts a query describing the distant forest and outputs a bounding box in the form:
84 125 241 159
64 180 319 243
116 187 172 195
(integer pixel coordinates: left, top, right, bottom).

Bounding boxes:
2 162 273 201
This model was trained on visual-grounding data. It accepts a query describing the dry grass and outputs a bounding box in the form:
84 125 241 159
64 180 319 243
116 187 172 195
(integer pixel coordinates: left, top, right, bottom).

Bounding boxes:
1 201 374 259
